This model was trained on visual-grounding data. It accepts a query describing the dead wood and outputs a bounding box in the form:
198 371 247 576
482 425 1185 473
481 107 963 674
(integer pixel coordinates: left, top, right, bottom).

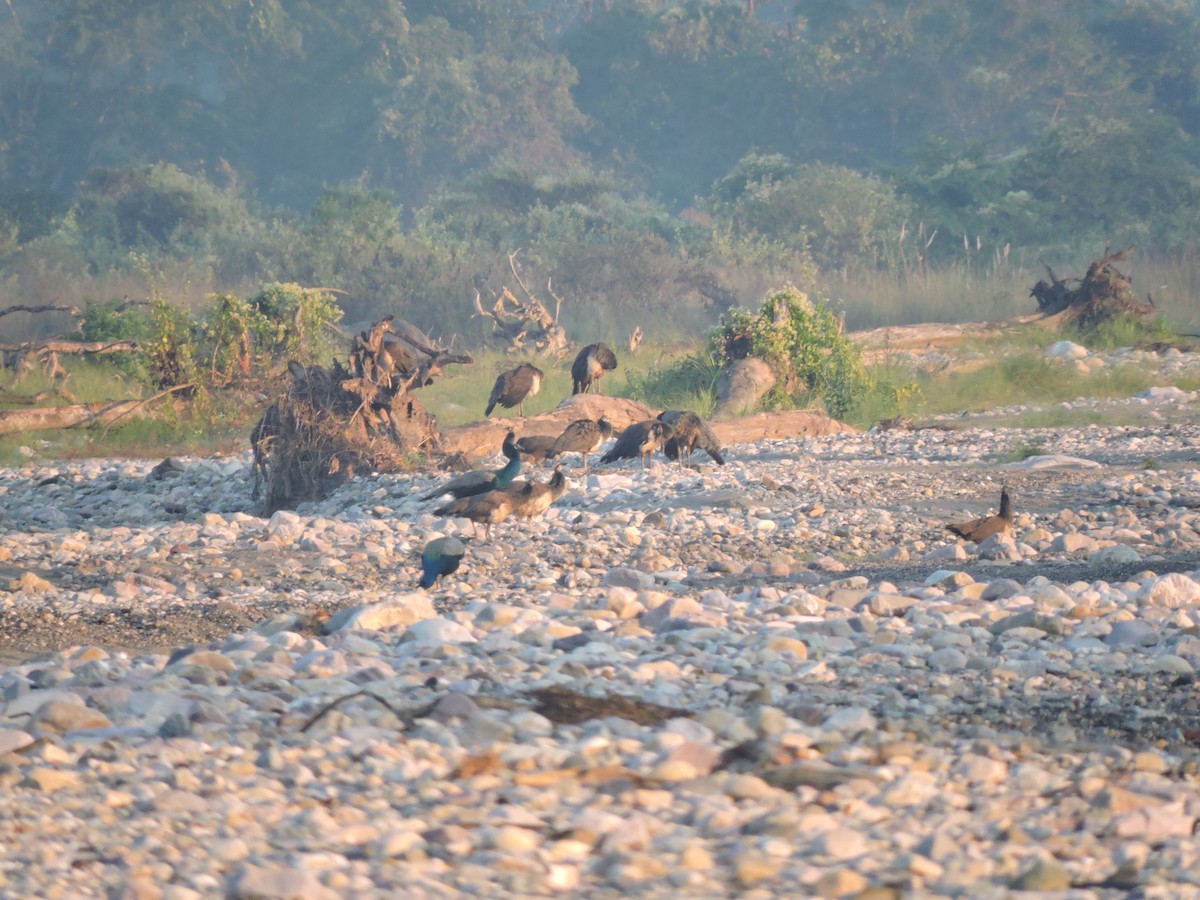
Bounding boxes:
471 252 570 357
0 339 140 354
0 303 82 320
252 318 468 513
0 401 151 435
1031 247 1155 326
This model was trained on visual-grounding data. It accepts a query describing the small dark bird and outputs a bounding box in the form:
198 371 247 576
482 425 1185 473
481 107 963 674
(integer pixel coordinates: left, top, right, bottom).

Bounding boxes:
547 416 613 471
571 343 618 395
419 535 467 588
945 486 1014 542
507 465 569 520
485 363 544 417
434 490 516 539
601 419 673 468
421 431 522 501
514 434 558 463
659 410 726 466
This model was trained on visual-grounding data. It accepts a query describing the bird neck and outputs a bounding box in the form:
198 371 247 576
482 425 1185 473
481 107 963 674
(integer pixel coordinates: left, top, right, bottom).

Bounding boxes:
999 490 1012 519
496 455 521 484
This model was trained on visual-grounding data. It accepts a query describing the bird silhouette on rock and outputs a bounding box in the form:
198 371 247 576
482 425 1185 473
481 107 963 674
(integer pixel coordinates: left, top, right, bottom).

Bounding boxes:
486 363 544 417
571 343 618 395
547 416 613 471
601 419 673 468
658 410 726 466
945 486 1014 542
419 536 467 588
421 431 521 501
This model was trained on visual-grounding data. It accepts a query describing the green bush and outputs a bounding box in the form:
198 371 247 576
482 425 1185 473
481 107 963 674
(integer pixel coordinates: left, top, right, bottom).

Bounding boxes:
712 285 868 419
204 283 342 383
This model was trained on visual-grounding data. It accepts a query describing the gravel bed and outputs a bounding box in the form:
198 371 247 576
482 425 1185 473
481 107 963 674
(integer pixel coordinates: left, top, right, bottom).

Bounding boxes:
1 382 1199 897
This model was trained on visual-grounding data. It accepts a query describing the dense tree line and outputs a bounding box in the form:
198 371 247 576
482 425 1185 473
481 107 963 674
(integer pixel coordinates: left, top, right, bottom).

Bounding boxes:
1 0 1198 334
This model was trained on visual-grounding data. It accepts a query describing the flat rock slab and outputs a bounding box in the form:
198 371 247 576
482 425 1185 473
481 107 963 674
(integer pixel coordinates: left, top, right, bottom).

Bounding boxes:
708 410 855 444
441 397 853 458
441 395 653 457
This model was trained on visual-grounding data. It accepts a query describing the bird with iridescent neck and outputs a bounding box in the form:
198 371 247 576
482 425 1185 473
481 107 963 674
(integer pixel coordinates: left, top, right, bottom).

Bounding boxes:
421 431 521 501
419 535 466 588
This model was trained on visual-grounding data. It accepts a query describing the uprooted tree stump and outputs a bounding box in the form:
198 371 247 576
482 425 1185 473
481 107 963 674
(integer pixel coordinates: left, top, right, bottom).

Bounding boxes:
471 252 570 357
1031 247 1156 328
251 318 472 513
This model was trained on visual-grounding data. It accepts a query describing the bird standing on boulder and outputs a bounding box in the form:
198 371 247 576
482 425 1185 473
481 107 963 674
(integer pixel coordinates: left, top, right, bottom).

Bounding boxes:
945 486 1014 542
486 363 544 417
571 343 618 395
547 416 613 471
421 431 522 501
659 410 726 466
419 536 466 588
601 419 673 468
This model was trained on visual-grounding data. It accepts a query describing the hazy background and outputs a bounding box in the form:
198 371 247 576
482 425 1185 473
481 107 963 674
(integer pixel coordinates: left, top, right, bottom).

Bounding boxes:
2 0 1199 342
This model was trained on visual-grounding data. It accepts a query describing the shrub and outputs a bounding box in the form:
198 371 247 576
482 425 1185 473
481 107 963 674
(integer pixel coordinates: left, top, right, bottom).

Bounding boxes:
204 283 343 383
711 285 867 419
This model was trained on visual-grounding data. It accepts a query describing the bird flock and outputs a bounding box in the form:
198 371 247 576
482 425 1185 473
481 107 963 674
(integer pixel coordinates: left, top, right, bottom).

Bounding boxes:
418 341 1013 588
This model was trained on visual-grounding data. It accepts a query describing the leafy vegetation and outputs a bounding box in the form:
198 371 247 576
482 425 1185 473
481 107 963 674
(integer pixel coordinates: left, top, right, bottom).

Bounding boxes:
0 2 1198 343
712 286 868 419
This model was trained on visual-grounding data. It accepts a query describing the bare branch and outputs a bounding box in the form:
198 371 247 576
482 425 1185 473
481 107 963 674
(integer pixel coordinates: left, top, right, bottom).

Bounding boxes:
0 339 140 354
0 304 81 320
99 383 195 437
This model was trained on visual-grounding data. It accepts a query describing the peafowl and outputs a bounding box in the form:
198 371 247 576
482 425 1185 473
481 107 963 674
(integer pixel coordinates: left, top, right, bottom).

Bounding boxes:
570 343 618 395
421 431 522 501
485 363 544 417
547 416 613 471
945 486 1014 542
419 535 466 588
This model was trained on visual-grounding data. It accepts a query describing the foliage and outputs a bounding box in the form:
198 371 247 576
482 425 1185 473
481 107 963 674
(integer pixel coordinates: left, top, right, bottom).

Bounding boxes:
146 294 201 390
2 1 1200 342
77 298 155 344
1066 313 1177 352
705 157 911 271
711 285 868 419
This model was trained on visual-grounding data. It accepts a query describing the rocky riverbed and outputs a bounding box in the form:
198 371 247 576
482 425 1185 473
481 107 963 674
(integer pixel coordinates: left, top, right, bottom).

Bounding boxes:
1 383 1200 897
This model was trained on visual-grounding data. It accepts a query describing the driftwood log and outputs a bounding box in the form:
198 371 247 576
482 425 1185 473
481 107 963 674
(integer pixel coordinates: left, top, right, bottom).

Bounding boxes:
0 400 150 435
251 318 473 513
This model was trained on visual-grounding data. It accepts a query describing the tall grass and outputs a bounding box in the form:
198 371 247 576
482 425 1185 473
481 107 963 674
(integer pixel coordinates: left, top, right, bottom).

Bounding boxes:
825 246 1200 333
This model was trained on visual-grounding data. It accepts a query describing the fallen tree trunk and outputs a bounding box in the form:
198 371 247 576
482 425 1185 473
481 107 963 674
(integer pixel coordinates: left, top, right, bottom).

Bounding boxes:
0 339 139 354
0 401 149 435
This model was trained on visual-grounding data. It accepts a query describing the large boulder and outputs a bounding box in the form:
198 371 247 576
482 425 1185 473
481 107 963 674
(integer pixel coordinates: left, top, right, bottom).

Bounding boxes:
714 357 776 417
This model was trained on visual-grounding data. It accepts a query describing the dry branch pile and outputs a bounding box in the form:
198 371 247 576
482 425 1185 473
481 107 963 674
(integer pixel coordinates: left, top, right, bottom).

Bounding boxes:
252 318 472 513
471 253 569 357
1031 247 1156 327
